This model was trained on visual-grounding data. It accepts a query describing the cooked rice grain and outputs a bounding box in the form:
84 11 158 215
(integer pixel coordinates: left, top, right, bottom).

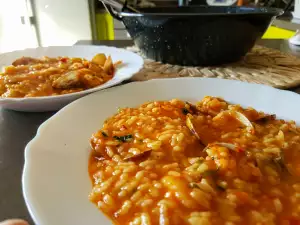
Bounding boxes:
88 97 300 225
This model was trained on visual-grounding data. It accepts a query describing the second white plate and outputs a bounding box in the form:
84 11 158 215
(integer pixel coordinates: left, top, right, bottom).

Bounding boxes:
0 45 143 112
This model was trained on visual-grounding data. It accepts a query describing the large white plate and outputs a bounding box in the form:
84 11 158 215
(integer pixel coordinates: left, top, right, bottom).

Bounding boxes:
0 45 143 112
22 78 300 225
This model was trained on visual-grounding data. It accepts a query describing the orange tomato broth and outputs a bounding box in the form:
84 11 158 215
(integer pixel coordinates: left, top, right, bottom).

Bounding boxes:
0 55 116 97
88 97 300 225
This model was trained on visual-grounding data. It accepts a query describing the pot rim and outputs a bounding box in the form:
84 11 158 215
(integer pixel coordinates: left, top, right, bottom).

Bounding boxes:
119 6 283 17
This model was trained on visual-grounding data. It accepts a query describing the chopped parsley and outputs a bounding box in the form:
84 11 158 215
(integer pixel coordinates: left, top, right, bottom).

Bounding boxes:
216 184 226 191
101 131 108 137
189 183 200 189
202 169 218 178
182 108 190 115
113 134 133 142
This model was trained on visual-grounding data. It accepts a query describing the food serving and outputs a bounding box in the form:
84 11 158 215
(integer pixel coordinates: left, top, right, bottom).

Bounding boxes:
89 96 300 225
0 54 120 97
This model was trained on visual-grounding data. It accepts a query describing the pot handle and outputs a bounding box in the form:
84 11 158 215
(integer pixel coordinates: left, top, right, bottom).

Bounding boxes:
103 4 123 21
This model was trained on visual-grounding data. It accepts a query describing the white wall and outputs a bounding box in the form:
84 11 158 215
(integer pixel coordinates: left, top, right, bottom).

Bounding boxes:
34 0 92 46
0 0 38 53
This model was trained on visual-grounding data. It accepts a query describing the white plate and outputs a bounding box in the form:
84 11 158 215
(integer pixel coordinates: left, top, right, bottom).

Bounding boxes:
0 45 143 112
22 78 300 225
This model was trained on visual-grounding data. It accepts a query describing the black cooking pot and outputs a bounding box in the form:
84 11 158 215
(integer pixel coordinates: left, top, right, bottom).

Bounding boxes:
107 6 283 66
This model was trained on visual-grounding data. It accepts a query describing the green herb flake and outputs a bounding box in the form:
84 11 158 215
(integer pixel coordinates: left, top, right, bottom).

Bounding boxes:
189 183 200 189
201 170 218 177
216 184 226 191
113 136 121 141
182 108 189 115
101 131 108 137
113 134 133 142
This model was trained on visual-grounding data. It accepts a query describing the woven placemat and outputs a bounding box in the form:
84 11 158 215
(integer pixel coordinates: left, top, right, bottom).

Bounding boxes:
127 45 300 89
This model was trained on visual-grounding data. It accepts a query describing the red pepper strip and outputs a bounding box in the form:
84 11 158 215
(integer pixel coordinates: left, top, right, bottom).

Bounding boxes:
237 147 245 153
289 219 300 225
60 57 68 63
120 125 127 131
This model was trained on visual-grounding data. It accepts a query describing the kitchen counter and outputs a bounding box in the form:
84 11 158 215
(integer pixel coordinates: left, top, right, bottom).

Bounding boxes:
1 39 300 224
